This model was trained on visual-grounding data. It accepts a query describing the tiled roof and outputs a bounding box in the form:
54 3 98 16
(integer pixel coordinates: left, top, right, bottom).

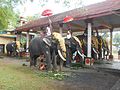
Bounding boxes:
16 0 120 31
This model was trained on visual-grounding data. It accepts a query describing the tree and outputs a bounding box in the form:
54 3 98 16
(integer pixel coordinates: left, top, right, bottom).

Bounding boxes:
102 32 109 40
0 0 27 30
33 0 82 8
0 0 83 29
54 0 82 9
26 0 83 21
113 33 120 49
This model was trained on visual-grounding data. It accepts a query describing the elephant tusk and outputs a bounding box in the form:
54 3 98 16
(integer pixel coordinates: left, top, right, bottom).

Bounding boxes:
93 48 98 54
77 50 84 59
58 50 66 61
73 51 77 60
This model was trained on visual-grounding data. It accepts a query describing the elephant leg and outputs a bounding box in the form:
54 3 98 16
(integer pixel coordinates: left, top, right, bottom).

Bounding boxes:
30 56 37 67
33 56 39 67
33 58 37 67
66 47 72 67
7 51 9 56
10 51 12 56
30 57 34 67
45 49 52 71
53 55 58 71
52 50 57 71
59 58 64 71
92 49 98 60
103 50 105 59
105 55 107 60
98 50 102 60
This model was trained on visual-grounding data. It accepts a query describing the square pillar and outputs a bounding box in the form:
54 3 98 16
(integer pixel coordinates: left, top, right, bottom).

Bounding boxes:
26 31 29 53
26 31 30 57
85 19 94 65
109 28 113 60
85 19 93 58
87 22 92 57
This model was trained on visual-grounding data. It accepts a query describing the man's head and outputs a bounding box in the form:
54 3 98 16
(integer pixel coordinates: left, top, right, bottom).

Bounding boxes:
67 30 72 39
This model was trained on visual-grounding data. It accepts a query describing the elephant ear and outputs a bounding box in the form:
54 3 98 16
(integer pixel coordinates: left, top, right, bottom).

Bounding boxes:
92 36 99 50
73 36 82 48
103 39 109 49
52 32 66 58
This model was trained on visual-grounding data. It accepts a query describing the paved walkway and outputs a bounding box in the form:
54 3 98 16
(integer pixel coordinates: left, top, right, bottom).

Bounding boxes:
93 59 120 71
92 59 120 90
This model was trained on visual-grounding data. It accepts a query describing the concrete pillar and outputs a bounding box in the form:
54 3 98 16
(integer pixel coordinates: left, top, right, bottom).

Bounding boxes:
109 28 113 60
26 31 29 53
59 23 63 36
85 19 92 58
87 23 92 57
84 19 93 66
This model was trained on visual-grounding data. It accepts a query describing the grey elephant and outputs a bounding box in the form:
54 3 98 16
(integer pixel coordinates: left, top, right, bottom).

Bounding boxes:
29 32 66 71
65 36 84 67
6 42 18 56
77 34 99 60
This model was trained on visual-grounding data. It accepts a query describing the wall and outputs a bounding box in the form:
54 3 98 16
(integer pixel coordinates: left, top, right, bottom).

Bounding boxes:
0 37 15 53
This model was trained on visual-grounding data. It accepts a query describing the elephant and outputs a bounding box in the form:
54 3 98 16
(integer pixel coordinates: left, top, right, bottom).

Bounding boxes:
52 32 84 68
102 39 109 59
6 41 18 56
65 36 84 67
29 36 53 71
29 31 86 70
76 34 99 60
29 32 66 71
97 36 109 60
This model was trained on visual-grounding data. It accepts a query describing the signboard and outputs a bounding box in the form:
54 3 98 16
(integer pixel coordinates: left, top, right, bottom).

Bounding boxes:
0 31 7 34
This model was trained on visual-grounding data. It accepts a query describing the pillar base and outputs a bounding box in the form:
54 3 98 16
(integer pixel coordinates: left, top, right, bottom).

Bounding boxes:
109 55 113 60
85 57 94 66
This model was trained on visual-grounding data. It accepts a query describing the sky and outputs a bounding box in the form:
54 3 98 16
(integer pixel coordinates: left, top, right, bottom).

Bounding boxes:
18 0 106 17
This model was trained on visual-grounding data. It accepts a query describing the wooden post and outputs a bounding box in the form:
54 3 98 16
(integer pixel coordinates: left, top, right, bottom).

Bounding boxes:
109 28 113 60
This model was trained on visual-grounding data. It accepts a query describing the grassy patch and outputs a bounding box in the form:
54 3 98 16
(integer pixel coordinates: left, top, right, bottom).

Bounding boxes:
0 60 59 90
70 63 84 70
94 61 104 64
36 71 68 81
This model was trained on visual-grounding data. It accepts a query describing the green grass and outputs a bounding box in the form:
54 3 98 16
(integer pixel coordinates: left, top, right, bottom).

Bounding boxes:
36 71 68 81
0 60 59 90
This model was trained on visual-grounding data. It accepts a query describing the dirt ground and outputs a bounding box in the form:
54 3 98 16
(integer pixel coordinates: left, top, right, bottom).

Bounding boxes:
0 56 120 90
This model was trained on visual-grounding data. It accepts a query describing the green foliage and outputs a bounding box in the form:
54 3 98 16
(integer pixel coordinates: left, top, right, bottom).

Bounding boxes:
70 63 84 70
37 71 68 80
102 32 109 40
20 35 27 45
27 0 83 20
54 0 82 8
0 60 58 90
26 14 40 21
113 33 120 48
0 0 26 30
